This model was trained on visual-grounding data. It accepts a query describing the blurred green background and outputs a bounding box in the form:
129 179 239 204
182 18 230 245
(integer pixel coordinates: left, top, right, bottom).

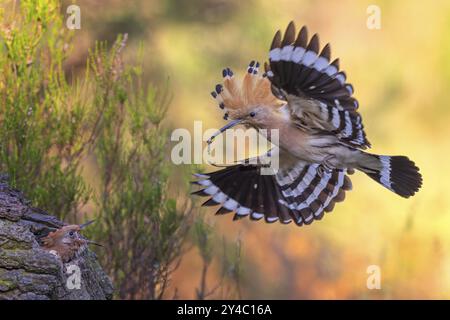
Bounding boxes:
5 0 450 299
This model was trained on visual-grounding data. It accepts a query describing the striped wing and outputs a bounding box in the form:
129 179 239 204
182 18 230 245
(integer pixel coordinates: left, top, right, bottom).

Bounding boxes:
265 22 370 149
275 162 352 224
192 159 352 226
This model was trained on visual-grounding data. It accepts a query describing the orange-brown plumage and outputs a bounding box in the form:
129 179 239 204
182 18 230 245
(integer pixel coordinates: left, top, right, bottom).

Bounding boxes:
41 221 97 263
213 63 283 122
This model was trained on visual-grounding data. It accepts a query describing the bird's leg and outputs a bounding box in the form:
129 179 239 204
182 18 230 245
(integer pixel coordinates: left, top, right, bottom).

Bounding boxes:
318 155 336 177
317 165 330 177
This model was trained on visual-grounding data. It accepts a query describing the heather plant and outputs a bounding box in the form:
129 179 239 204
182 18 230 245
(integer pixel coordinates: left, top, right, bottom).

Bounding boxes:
0 0 90 219
85 37 196 299
0 0 243 300
193 216 244 299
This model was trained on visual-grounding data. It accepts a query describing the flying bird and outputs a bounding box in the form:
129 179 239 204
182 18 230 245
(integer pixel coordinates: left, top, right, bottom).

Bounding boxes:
193 22 422 227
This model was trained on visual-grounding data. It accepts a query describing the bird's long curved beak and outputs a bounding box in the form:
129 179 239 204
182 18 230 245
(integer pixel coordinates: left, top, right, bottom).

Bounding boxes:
79 220 95 229
87 240 104 247
207 119 243 145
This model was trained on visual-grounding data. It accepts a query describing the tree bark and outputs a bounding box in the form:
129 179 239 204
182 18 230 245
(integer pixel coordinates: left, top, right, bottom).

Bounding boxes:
0 174 113 300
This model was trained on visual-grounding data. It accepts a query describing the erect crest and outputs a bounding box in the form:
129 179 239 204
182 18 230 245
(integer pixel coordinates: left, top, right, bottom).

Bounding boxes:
210 61 284 120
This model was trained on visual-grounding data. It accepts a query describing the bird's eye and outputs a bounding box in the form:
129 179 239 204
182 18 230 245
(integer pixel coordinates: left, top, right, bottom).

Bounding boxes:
69 231 75 237
249 111 256 117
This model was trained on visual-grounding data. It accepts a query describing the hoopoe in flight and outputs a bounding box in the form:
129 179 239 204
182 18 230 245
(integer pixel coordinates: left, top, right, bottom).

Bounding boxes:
41 220 101 263
193 22 422 227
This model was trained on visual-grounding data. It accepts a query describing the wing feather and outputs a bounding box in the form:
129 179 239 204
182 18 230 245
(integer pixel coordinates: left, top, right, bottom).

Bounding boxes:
192 150 352 227
266 22 370 149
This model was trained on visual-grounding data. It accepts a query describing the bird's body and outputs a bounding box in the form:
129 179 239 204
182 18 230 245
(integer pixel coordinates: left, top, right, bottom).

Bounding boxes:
261 114 371 171
250 110 341 168
193 22 422 226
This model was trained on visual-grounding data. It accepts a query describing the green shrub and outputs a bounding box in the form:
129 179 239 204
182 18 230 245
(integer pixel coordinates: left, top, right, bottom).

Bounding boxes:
0 0 195 299
86 37 195 299
0 0 243 300
0 0 90 219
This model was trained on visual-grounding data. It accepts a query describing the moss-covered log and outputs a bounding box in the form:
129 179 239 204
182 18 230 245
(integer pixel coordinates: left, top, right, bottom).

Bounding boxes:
0 174 113 300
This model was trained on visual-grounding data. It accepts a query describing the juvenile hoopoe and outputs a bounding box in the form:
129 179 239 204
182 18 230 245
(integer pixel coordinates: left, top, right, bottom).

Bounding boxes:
193 22 422 227
41 220 101 263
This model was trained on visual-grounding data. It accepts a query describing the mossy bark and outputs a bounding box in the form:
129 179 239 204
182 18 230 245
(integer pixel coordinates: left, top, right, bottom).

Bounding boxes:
0 174 113 300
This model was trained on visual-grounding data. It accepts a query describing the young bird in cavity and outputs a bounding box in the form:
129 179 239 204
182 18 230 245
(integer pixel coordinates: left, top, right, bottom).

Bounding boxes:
193 21 422 227
41 220 100 263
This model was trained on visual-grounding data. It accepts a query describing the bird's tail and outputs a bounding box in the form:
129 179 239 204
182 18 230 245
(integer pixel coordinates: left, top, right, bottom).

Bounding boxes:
356 153 422 198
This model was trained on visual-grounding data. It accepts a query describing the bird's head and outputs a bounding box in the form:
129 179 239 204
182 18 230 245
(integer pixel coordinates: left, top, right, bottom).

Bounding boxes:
57 225 83 244
208 61 285 143
41 220 101 262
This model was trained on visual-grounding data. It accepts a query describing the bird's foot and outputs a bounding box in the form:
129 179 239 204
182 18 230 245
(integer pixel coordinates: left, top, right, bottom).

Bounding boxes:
317 164 333 177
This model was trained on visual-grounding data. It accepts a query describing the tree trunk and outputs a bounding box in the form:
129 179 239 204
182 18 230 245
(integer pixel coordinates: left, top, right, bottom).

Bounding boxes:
0 174 113 300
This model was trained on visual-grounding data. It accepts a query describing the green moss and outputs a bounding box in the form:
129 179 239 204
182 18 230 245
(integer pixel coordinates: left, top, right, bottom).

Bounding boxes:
0 241 30 250
0 275 16 291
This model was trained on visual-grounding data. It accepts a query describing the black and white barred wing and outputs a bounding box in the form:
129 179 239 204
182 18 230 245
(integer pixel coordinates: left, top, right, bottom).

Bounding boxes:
265 21 370 149
192 158 352 227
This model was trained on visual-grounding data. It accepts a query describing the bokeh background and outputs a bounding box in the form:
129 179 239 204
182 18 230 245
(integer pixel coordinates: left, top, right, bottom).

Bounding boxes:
61 0 450 299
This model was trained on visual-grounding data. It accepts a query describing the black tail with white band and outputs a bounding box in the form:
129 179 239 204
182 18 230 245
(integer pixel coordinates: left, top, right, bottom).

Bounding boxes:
360 155 422 198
